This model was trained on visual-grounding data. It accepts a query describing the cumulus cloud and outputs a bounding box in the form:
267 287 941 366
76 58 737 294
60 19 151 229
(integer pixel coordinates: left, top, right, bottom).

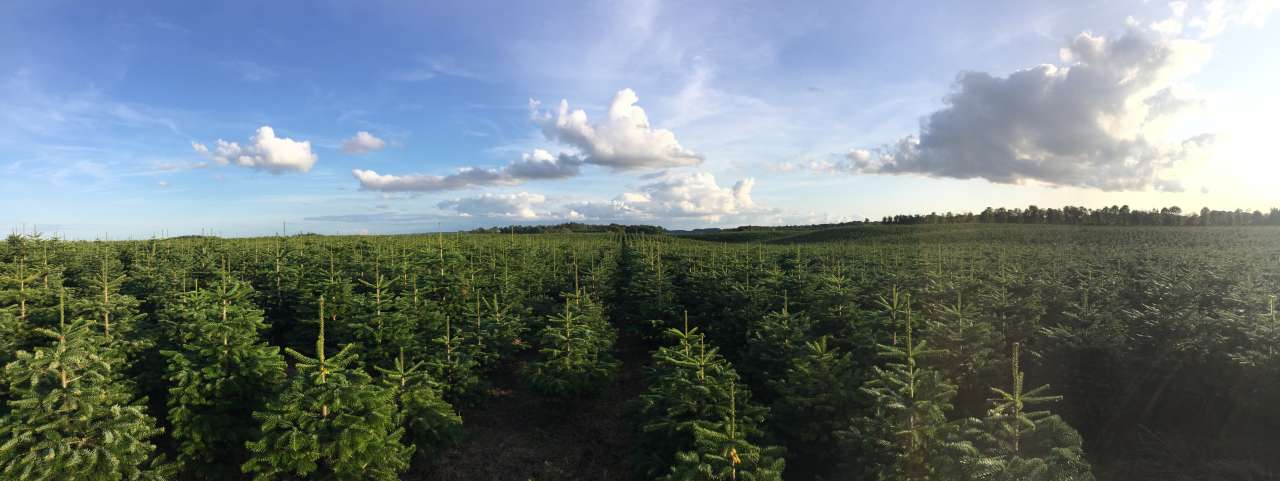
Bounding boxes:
504 149 586 180
438 192 549 219
530 88 703 170
192 126 317 174
341 131 387 154
567 171 759 222
353 89 699 193
842 28 1214 191
430 172 764 224
352 149 583 192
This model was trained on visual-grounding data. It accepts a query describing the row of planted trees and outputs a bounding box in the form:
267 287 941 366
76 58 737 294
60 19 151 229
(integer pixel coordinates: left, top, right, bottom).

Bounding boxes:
3 225 1279 480
612 229 1276 481
604 233 1092 481
0 232 615 480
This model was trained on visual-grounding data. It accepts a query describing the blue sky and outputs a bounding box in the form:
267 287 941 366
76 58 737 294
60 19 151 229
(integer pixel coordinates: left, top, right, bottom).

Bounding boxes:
2 0 1278 238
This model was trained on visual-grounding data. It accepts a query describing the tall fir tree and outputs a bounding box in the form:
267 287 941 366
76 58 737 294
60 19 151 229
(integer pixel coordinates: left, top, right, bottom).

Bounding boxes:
163 272 287 479
766 336 861 479
844 291 963 481
76 249 149 364
243 296 412 481
0 290 173 481
1 235 65 350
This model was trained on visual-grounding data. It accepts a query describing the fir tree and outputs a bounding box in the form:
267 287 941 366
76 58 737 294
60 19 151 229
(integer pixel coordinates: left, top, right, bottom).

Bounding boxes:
663 382 786 481
426 312 482 403
376 349 463 462
639 316 779 479
766 336 860 478
524 292 618 396
351 260 418 370
0 304 20 409
477 292 528 361
845 291 962 481
0 290 173 481
742 304 813 402
960 343 1094 481
76 249 149 364
459 291 528 369
163 273 286 479
243 297 412 481
0 236 64 350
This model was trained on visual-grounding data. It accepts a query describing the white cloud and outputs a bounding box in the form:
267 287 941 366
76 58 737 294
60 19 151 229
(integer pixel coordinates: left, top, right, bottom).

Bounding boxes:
438 192 549 219
354 89 701 194
841 28 1213 191
353 167 507 192
192 126 317 174
530 88 702 170
352 149 582 192
567 171 759 222
341 131 387 154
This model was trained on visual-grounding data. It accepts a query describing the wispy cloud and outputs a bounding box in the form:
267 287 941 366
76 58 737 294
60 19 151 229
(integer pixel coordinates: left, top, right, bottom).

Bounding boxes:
386 57 484 82
219 60 279 82
353 149 582 192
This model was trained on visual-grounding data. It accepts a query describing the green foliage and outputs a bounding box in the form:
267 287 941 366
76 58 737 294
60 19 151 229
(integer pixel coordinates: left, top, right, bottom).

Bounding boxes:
608 235 679 343
846 290 962 481
351 262 411 369
959 343 1094 481
766 336 860 475
524 292 618 396
163 273 286 479
473 292 528 362
376 350 463 462
0 292 173 481
742 305 812 401
243 297 412 481
0 235 65 349
663 383 786 481
425 313 482 403
5 224 1280 479
638 319 783 479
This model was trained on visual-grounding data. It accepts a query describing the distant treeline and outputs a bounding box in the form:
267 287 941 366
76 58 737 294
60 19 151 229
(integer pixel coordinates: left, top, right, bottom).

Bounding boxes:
882 206 1280 226
469 222 667 234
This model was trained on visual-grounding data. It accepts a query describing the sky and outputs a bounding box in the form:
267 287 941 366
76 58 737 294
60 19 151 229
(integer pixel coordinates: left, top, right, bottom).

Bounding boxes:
2 0 1278 238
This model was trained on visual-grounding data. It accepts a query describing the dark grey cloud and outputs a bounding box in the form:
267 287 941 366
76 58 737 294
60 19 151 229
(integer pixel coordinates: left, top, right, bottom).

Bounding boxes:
848 29 1213 191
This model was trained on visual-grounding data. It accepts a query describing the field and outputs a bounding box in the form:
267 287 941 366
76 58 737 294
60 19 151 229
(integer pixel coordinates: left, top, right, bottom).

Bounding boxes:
2 224 1279 481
